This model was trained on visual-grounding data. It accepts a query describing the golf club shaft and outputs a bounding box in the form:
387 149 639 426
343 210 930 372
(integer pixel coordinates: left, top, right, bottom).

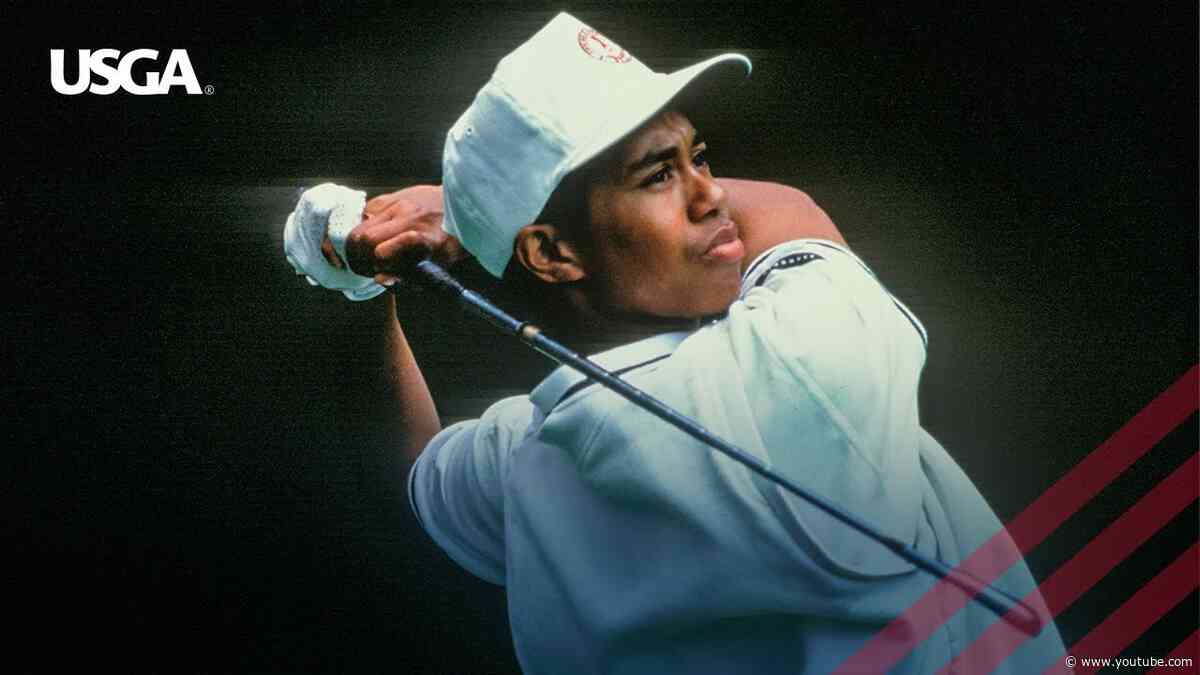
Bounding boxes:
407 259 1044 637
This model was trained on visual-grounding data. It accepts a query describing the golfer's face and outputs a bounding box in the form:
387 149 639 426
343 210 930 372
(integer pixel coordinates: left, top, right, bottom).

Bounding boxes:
585 111 745 318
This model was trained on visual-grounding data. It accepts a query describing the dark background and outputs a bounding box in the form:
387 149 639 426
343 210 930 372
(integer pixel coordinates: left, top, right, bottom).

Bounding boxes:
7 1 1196 672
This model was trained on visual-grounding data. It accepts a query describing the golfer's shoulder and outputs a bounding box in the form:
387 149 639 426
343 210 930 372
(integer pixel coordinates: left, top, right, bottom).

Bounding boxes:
723 239 928 405
737 238 882 322
423 395 538 470
738 238 926 346
474 395 539 454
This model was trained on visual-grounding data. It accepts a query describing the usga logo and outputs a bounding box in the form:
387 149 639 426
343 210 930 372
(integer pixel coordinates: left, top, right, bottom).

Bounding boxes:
50 49 206 95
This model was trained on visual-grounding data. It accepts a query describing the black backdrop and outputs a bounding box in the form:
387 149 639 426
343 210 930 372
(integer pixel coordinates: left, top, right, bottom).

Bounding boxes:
8 1 1197 672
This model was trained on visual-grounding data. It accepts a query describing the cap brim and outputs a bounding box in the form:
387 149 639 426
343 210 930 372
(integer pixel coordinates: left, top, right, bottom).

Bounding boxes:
565 53 752 173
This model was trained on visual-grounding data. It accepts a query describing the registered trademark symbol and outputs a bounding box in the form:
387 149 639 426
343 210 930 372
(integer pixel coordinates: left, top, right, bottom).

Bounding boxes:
204 84 214 95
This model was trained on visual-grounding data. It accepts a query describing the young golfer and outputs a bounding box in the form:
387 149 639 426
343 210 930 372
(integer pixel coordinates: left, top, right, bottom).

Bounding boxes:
283 12 1066 674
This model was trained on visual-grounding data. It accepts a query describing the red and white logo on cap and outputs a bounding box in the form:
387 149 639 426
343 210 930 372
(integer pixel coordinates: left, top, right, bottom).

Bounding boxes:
577 27 632 64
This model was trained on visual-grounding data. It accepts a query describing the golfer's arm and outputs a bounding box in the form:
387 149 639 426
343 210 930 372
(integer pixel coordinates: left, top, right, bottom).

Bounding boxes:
372 293 441 465
718 178 847 273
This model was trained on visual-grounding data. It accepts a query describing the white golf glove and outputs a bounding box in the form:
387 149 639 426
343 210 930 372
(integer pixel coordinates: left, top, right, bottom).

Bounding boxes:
282 183 387 301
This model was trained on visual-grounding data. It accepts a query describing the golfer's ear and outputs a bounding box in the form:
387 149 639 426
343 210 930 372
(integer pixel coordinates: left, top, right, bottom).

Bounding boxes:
514 224 587 283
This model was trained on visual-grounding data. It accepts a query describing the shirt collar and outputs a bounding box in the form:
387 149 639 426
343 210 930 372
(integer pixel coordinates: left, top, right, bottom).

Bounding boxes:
530 330 692 415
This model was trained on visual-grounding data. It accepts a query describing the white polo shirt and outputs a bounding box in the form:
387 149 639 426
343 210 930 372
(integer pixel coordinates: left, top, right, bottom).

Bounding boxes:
407 239 1065 674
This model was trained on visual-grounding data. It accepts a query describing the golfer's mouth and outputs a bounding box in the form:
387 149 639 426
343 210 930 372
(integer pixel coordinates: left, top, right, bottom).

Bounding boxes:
701 222 745 263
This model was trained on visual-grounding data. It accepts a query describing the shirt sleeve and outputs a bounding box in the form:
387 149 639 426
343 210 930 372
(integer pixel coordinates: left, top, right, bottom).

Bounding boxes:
407 395 536 585
739 238 927 348
721 238 931 575
735 239 928 439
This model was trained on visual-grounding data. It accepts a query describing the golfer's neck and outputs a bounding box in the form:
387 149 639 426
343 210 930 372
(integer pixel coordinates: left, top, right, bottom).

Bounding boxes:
557 287 704 351
581 311 702 349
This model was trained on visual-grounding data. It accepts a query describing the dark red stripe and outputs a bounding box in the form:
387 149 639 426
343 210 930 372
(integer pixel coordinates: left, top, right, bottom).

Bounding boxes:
1053 542 1199 675
834 365 1199 674
935 453 1198 674
1144 630 1198 675
1006 366 1198 552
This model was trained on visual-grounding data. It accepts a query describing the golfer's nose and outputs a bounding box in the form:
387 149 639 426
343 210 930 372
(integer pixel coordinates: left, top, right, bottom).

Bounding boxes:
687 167 727 223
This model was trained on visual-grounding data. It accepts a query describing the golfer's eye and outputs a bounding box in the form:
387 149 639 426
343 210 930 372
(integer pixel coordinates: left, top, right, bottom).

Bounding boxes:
642 166 672 187
692 148 708 169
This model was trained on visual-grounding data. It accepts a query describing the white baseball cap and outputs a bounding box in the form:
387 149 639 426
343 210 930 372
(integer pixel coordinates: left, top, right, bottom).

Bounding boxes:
441 12 752 277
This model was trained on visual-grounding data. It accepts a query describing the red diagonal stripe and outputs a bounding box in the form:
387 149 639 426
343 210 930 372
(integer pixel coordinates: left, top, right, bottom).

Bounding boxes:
1006 366 1199 551
1046 542 1199 675
834 365 1199 674
936 453 1199 675
1144 629 1198 675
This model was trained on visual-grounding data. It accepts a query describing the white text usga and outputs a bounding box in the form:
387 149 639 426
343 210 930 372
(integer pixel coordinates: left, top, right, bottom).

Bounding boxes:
50 49 203 95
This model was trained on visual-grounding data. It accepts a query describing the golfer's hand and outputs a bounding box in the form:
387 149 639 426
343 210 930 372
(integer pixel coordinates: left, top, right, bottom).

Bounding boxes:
323 185 467 285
